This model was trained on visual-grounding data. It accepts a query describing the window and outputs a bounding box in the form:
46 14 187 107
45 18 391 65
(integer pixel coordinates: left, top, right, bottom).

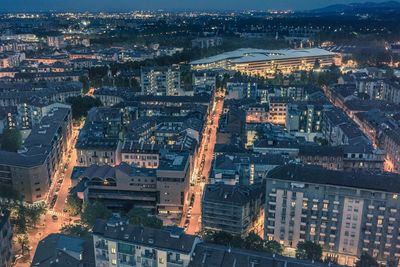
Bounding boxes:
112 259 117 265
323 203 328 209
111 247 116 254
378 219 383 225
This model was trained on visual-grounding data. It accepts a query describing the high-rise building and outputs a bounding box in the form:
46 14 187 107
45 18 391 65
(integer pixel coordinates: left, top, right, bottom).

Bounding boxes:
265 164 400 266
141 66 182 96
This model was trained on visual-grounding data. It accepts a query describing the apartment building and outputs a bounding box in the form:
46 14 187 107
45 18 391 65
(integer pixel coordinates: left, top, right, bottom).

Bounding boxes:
93 217 200 267
286 103 327 141
73 151 191 214
0 107 72 203
76 107 123 167
140 66 181 96
265 164 400 266
267 96 289 125
0 52 25 68
298 145 385 172
202 183 264 237
0 209 12 267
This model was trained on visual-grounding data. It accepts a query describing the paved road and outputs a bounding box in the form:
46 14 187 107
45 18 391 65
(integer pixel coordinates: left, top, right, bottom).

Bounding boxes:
15 129 80 266
183 90 225 235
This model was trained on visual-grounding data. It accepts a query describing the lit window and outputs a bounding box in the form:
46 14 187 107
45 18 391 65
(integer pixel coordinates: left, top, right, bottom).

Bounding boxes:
111 248 116 254
291 201 296 207
112 259 117 265
323 203 328 209
310 227 315 235
393 194 398 200
378 219 383 225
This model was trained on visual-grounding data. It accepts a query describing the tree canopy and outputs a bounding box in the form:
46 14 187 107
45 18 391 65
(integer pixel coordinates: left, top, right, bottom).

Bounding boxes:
295 241 323 262
65 194 83 216
126 207 163 229
355 253 380 267
81 201 112 227
1 128 22 152
199 230 283 254
66 96 103 120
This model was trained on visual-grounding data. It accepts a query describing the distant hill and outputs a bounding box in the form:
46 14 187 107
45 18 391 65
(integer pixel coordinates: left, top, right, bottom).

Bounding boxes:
310 1 400 14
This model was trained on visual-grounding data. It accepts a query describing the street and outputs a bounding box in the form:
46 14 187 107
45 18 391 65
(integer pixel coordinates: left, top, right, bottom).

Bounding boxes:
182 90 225 235
14 128 80 266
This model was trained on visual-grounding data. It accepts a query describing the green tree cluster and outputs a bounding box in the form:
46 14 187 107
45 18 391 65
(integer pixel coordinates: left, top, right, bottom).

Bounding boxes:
65 194 83 216
0 128 22 152
66 96 103 120
199 230 283 255
295 241 323 262
81 201 112 227
60 224 90 239
126 207 163 229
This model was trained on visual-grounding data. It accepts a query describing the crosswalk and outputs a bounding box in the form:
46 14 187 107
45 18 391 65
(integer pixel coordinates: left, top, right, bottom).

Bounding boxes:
47 210 66 218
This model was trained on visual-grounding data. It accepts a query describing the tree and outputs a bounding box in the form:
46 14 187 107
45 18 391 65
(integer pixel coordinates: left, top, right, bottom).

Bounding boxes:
60 224 90 238
79 76 90 94
355 253 379 267
25 202 47 227
243 232 264 251
81 201 112 227
17 234 29 255
126 207 163 229
65 194 83 216
264 240 283 255
1 128 22 152
66 96 103 120
295 241 323 262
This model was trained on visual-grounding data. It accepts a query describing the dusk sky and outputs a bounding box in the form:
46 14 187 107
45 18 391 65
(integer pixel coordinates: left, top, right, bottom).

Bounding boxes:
0 0 393 12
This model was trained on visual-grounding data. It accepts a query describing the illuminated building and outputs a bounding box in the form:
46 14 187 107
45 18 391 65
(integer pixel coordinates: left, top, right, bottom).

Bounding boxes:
191 48 338 77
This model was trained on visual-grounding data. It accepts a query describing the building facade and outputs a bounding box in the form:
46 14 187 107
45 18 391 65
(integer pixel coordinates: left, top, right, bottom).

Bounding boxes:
141 66 181 96
265 164 400 266
0 209 12 267
93 217 200 267
0 107 72 203
202 183 264 237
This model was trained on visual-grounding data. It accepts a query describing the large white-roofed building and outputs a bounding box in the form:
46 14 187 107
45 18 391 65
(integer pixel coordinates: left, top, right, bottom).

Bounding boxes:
190 48 339 77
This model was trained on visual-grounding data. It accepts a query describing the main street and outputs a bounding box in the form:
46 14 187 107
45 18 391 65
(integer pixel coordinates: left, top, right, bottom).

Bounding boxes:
15 128 80 266
183 89 225 235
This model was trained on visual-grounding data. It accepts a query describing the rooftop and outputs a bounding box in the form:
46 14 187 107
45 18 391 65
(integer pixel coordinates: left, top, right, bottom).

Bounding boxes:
191 48 336 65
93 219 198 254
268 164 400 193
203 183 264 206
190 243 342 267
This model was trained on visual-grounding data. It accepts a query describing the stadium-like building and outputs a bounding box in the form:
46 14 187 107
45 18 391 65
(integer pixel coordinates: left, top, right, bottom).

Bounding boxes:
190 48 339 77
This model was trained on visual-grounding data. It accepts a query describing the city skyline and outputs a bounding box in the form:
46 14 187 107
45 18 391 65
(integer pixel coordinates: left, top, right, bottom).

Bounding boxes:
0 0 394 12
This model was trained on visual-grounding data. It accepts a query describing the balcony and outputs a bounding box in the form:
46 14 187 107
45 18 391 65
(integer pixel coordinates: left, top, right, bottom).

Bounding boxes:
167 259 184 267
95 241 108 250
96 253 109 262
119 259 136 267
